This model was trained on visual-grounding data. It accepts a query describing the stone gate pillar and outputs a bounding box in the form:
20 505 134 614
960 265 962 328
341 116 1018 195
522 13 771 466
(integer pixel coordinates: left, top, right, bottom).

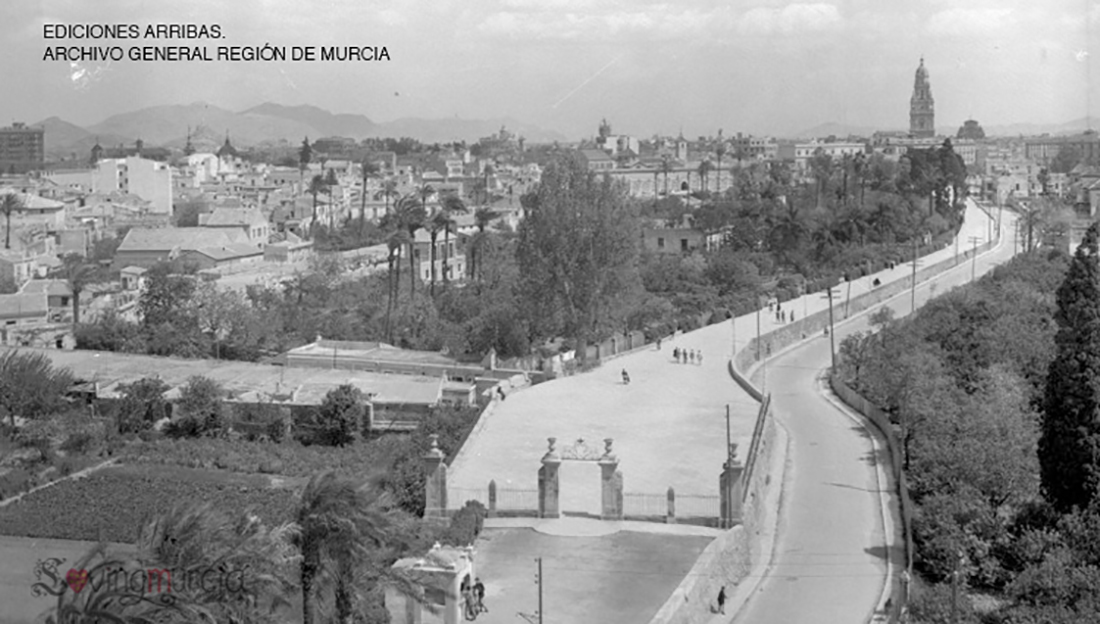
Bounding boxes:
599 438 623 520
423 434 448 518
538 438 561 519
719 443 745 528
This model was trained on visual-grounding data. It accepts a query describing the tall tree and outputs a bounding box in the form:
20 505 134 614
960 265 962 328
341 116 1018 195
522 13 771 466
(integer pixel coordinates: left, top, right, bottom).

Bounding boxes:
1040 222 1100 512
437 193 465 287
696 159 713 195
0 192 24 250
308 174 327 236
299 136 312 184
469 208 498 282
359 160 380 231
375 179 399 217
0 350 73 435
392 193 427 296
293 472 416 624
714 142 727 195
659 154 674 196
55 253 97 325
516 154 643 358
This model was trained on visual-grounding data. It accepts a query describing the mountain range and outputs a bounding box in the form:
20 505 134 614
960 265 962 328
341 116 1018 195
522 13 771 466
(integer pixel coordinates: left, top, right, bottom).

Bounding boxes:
35 102 570 158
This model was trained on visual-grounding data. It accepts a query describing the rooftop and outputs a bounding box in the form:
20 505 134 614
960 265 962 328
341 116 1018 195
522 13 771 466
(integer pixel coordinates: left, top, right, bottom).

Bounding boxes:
20 348 450 406
118 227 249 253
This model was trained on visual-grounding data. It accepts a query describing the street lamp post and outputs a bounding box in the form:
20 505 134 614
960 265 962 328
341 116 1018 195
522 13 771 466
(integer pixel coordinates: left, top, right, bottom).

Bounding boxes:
821 287 837 370
969 236 982 282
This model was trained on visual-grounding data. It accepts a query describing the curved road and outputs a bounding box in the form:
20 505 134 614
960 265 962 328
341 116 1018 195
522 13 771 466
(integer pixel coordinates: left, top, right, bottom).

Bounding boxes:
732 208 1019 623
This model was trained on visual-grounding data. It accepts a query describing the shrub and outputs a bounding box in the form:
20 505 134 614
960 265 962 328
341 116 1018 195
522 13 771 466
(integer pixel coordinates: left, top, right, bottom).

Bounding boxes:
443 500 488 546
59 431 95 455
116 377 170 434
315 385 364 447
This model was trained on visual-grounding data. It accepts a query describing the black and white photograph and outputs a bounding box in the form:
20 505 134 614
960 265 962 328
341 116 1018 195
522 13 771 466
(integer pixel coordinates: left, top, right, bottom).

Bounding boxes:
1 1 1099 623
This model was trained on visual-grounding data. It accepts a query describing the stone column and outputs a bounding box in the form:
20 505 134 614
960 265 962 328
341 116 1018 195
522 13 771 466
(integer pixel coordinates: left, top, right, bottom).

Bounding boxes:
599 438 623 521
719 444 745 528
538 438 561 519
423 434 448 519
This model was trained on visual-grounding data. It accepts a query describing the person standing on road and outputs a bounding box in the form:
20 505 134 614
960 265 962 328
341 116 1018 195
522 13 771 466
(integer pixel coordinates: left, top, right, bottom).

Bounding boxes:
697 351 703 366
717 586 726 614
674 347 680 362
474 577 487 613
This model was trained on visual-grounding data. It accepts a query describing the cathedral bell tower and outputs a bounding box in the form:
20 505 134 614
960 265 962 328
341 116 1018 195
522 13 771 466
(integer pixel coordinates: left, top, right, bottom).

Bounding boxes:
909 57 935 138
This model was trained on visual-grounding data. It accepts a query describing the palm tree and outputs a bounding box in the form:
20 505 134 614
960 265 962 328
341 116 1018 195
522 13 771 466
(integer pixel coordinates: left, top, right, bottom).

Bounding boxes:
715 143 727 195
697 160 713 195
48 502 298 624
426 213 444 296
55 253 97 325
469 207 498 281
392 193 427 296
359 160 380 232
659 155 673 196
375 179 399 217
0 192 24 250
308 174 327 237
293 472 414 624
438 194 466 286
381 222 409 341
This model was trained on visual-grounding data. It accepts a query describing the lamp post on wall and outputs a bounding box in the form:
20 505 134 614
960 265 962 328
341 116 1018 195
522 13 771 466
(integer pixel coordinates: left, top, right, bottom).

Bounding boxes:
820 286 837 370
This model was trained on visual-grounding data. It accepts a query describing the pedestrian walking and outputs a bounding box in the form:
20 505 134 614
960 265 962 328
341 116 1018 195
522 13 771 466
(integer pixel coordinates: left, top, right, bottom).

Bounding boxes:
697 351 703 366
689 349 696 364
776 310 781 323
791 310 796 322
717 586 726 614
673 347 680 362
621 369 631 384
657 337 662 350
474 578 487 613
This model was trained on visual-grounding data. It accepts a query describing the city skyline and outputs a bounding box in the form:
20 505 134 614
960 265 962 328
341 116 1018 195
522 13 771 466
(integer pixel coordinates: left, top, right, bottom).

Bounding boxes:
2 0 1099 140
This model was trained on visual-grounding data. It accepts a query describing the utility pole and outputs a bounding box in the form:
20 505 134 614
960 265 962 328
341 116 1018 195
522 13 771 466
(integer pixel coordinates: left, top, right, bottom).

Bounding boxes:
969 236 982 282
845 278 852 318
954 230 959 265
535 557 544 624
821 287 836 370
950 551 963 624
911 237 918 314
755 300 762 361
726 405 732 461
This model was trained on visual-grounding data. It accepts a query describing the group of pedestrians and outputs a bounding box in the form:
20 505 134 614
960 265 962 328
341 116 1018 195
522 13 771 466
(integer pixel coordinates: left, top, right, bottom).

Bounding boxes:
672 347 702 365
769 299 795 324
462 577 487 620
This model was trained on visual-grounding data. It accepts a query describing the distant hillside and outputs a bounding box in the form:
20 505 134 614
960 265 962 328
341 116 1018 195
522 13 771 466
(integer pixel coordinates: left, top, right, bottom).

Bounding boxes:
84 102 317 147
982 118 1096 137
242 103 378 138
37 102 567 155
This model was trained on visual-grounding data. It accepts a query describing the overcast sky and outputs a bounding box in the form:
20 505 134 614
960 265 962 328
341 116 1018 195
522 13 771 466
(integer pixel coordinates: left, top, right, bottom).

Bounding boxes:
2 0 1099 139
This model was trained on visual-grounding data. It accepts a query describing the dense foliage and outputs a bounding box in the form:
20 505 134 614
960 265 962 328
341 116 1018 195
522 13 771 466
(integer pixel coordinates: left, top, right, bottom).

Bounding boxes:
837 245 1100 622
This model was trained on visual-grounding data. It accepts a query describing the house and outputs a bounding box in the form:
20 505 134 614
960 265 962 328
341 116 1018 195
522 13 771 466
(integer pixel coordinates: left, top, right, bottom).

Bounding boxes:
120 266 148 291
19 279 76 322
642 216 725 254
0 291 48 327
0 252 38 286
412 228 466 282
264 231 313 263
1 190 66 231
579 149 615 172
113 227 262 270
199 206 270 244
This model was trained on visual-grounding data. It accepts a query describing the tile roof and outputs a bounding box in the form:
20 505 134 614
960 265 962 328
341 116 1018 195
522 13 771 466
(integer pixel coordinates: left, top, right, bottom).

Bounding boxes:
19 279 72 298
199 206 266 226
118 227 248 253
0 292 48 318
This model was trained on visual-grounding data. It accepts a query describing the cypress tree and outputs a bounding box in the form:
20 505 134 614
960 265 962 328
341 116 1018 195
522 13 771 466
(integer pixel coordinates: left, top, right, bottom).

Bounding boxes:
1040 222 1100 512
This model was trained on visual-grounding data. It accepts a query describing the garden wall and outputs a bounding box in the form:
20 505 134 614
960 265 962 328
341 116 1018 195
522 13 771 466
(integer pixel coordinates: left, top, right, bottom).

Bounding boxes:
647 365 781 624
830 373 914 623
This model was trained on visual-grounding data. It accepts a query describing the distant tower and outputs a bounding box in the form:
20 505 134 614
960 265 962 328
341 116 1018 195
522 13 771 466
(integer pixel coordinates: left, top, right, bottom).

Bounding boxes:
909 57 935 138
89 139 102 166
676 131 688 162
183 126 195 156
598 118 612 140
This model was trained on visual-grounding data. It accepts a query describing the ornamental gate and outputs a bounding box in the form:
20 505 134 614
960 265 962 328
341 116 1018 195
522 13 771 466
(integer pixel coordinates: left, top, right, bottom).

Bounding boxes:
538 437 623 520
